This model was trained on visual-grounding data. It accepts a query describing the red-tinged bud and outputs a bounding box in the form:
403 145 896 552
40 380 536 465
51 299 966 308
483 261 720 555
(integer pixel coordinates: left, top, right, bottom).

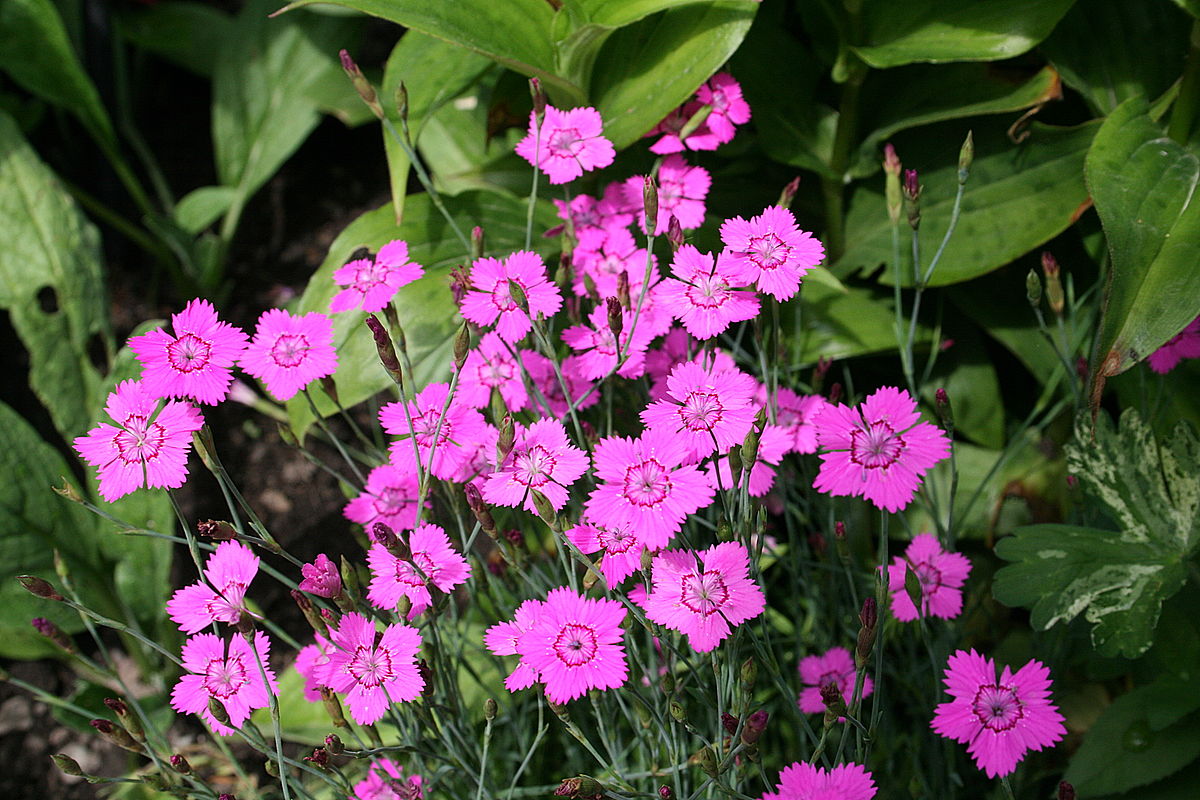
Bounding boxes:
17 575 63 601
666 215 684 252
319 375 339 406
741 710 769 745
616 270 631 308
219 794 237 800
196 519 236 540
659 786 674 800
450 265 471 305
471 226 485 260
365 315 404 387
555 776 605 799
32 618 73 652
104 697 144 742
338 49 383 120
778 176 801 210
606 297 624 339
827 382 842 405
903 169 921 230
320 686 348 728
581 420 599 450
325 734 344 755
90 718 140 752
170 754 192 774
454 323 471 371
935 387 954 433
856 597 878 667
292 590 328 635
464 483 497 535
820 682 846 726
721 712 738 736
529 77 546 121
835 521 846 540
643 175 659 234
504 528 525 548
1058 781 1075 800
497 414 515 461
883 143 901 176
51 754 85 777
1042 251 1064 315
375 522 411 561
304 748 330 769
884 144 903 224
834 521 850 563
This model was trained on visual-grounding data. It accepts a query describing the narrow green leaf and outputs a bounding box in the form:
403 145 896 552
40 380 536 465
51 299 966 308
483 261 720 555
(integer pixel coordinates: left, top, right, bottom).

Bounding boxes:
0 112 111 438
1084 97 1200 385
175 186 238 235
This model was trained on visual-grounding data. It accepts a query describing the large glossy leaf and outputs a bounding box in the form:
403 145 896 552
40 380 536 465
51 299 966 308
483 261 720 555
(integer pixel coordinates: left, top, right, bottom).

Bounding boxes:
0 112 111 438
993 409 1200 657
569 0 723 26
853 0 1077 68
792 269 932 362
417 98 531 197
589 1 758 149
1042 0 1190 116
1065 677 1200 796
286 192 561 441
1084 97 1200 393
835 120 1097 287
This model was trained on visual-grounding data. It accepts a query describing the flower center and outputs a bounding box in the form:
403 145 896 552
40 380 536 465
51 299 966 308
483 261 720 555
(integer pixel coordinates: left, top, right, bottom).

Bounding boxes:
490 279 525 313
622 458 672 507
270 333 310 368
166 333 213 373
914 560 943 591
413 409 453 449
552 622 598 667
547 127 583 156
395 552 440 589
677 390 724 432
203 582 247 620
114 415 167 464
685 273 730 309
203 655 249 699
680 569 729 616
352 261 388 290
971 684 1024 732
747 232 788 270
346 644 394 688
373 486 412 518
514 444 557 488
596 525 637 555
592 326 618 356
849 420 905 470
478 356 515 387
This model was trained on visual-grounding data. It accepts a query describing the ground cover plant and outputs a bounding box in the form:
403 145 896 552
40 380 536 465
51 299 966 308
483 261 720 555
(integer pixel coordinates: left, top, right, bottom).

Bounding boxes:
3 1 1200 799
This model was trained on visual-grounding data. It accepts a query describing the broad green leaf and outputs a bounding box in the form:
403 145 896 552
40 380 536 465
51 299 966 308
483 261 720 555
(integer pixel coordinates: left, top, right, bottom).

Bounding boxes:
276 0 573 101
1065 677 1200 796
418 99 531 197
589 1 758 149
1042 0 1190 116
994 409 1200 656
853 0 1077 68
285 192 561 442
918 325 1004 448
116 1 235 77
0 0 115 147
213 0 358 201
175 186 238 235
381 30 494 222
0 111 111 438
1084 97 1200 390
1172 0 1200 18
792 272 933 362
835 120 1098 287
569 0 724 27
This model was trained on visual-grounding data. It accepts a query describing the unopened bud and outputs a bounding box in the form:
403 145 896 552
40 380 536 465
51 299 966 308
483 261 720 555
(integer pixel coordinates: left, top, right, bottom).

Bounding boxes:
497 414 515 461
1026 269 1042 308
529 77 546 120
958 130 974 183
903 169 921 230
320 686 349 728
17 576 63 601
1042 251 1064 315
716 517 733 542
264 759 280 778
485 697 498 721
530 490 557 527
741 428 761 473
32 618 73 652
856 597 878 666
1058 781 1075 800
207 697 232 728
884 144 903 224
292 590 328 635
339 555 361 599
90 718 140 752
669 701 687 722
197 519 237 540
904 564 923 612
934 388 954 433
606 297 623 339
319 375 339 406
464 483 497 535
666 216 684 252
104 697 144 742
339 50 383 119
741 710 769 745
696 745 720 778
660 786 674 800
778 177 801 209
554 776 604 799
740 657 757 690
365 315 404 386
827 382 842 405
549 700 571 722
325 733 344 755
53 480 84 504
51 753 85 777
471 226 485 260
721 712 738 736
304 748 330 769
660 672 676 695
454 324 471 370
170 754 192 774
820 682 846 726
643 175 659 234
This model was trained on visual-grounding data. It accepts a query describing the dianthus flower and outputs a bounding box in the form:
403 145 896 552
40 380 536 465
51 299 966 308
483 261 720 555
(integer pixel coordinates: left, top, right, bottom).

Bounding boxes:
171 632 277 735
931 649 1066 778
344 461 423 531
460 251 563 343
886 534 971 622
380 382 489 480
330 239 424 313
552 185 634 253
483 419 589 513
625 155 711 234
1147 315 1200 374
571 226 656 300
760 761 877 800
456 331 528 411
298 553 342 598
73 379 205 502
366 523 471 618
706 424 791 497
585 428 715 550
167 540 260 633
642 542 765 652
485 598 545 692
240 309 337 401
321 613 424 725
811 386 951 512
566 520 644 587
696 72 752 144
294 634 332 702
659 245 759 340
648 101 720 155
798 646 873 714
769 388 827 454
643 327 739 400
516 587 627 703
721 206 824 301
562 302 654 380
352 758 424 800
514 105 615 184
641 361 758 461
527 351 600 417
128 298 248 404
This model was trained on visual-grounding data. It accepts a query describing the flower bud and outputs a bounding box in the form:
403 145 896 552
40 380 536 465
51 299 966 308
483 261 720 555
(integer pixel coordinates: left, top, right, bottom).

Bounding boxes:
549 699 571 722
727 443 744 488
325 733 344 755
319 375 339 406
554 776 604 799
339 50 383 120
884 144 903 225
958 130 974 184
1026 269 1043 308
197 519 237 540
17 575 63 601
469 226 486 260
53 480 84 504
606 297 624 339
643 175 659 234
51 753 85 777
365 314 404 387
696 745 720 778
104 697 144 742
778 176 801 210
320 686 349 728
339 555 361 599
264 759 280 778
811 357 832 394
417 659 435 697
660 786 674 800
485 697 498 721
827 382 842 405
1058 781 1075 800
167 754 191 774
934 387 954 434
741 427 761 473
666 216 684 253
740 657 757 690
32 618 73 652
721 712 738 736
90 718 140 752
464 483 497 536
856 597 878 667
304 748 330 769
530 490 557 527
1042 251 1064 316
529 77 546 121
903 169 921 230
820 682 846 726
669 701 687 722
741 710 769 745
453 323 471 371
372 522 410 560
207 697 232 728
660 672 676 695
292 590 328 635
507 280 529 315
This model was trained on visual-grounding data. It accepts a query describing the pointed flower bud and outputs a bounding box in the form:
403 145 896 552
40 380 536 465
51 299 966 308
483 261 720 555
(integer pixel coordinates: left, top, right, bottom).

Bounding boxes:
1042 251 1064 315
292 590 328 635
1026 269 1043 308
32 618 73 652
778 175 801 209
605 297 624 339
1058 781 1075 800
530 490 557 527
365 314 404 387
669 701 687 722
471 226 485 260
884 144 903 224
903 169 921 230
529 77 546 121
497 414 515 461
90 718 140 752
934 388 954 433
339 555 361 599
820 682 847 726
485 697 498 721
325 734 344 755
741 710 769 745
304 748 330 769
958 130 974 183
721 712 739 736
17 575 63 601
660 786 674 800
170 754 192 774
320 686 349 728
339 49 383 120
740 657 757 690
856 597 878 667
395 81 409 126
827 382 842 405
696 745 720 778
454 323 471 371
104 697 144 742
666 215 684 253
196 519 237 540
616 270 631 308
464 483 497 535
643 175 659 234
51 754 85 777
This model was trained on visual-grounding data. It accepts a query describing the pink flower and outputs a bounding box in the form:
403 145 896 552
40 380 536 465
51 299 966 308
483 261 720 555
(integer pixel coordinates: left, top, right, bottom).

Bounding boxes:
798 646 873 714
721 206 824 301
552 187 634 253
294 634 332 702
760 761 876 800
352 758 424 800
127 298 248 404
696 73 751 144
321 613 424 725
566 521 644 587
516 587 627 703
641 542 765 652
485 598 545 692
1147 315 1200 374
644 327 739 400
344 461 423 531
770 388 827 454
648 102 721 155
73 379 205 502
298 553 342 598
167 540 260 634
380 382 489 480
931 649 1066 778
659 245 759 340
886 534 971 622
460 251 563 343
585 428 715 550
562 302 654 380
456 331 528 411
527 351 599 417
330 240 424 313
483 419 589 513
240 309 337 401
641 361 758 461
366 523 471 618
706 424 792 497
515 105 615 184
624 155 711 234
811 387 951 512
571 227 656 301
171 632 277 735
